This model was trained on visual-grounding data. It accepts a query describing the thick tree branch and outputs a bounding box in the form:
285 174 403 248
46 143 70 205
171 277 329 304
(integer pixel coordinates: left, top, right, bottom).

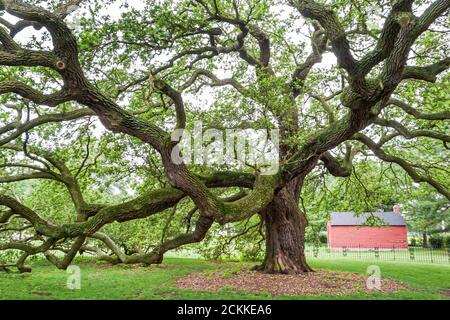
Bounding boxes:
412 0 450 38
289 0 357 75
320 152 352 177
0 80 73 106
389 98 450 120
402 57 450 82
154 78 186 129
374 118 450 143
356 0 414 77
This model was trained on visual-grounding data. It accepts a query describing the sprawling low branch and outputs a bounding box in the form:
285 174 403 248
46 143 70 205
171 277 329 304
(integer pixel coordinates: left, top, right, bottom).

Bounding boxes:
0 169 261 271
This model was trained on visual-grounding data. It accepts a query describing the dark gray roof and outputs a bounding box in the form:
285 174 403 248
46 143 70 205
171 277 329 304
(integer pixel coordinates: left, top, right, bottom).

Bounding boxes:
329 212 406 226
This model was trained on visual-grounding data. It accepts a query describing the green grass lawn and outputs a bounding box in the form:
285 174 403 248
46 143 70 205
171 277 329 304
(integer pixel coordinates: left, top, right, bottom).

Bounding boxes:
0 257 448 300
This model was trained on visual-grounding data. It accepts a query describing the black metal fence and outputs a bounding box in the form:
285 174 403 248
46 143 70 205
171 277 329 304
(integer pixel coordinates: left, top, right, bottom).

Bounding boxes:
305 244 450 265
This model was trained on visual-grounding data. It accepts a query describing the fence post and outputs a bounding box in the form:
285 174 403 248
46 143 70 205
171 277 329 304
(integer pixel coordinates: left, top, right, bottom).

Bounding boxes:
448 248 450 264
393 246 396 261
375 247 379 259
313 244 319 258
343 246 347 257
430 247 433 263
358 244 361 259
410 247 415 261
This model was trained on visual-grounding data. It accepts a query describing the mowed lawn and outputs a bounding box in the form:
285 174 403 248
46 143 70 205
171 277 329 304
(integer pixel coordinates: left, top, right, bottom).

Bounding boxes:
0 257 448 300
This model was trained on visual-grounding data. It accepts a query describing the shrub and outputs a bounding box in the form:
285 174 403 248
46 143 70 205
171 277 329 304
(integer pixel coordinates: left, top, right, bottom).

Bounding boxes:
0 249 22 265
319 234 327 244
409 238 417 247
429 236 444 249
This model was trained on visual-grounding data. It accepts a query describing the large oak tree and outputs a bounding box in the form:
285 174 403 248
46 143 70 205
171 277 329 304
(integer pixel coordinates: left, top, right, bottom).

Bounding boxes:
0 0 449 273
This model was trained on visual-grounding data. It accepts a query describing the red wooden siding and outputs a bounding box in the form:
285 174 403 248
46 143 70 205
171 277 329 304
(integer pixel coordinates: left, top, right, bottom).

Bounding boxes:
327 224 408 249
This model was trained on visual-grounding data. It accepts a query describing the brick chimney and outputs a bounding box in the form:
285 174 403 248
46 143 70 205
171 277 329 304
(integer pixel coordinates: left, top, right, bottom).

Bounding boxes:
393 205 400 213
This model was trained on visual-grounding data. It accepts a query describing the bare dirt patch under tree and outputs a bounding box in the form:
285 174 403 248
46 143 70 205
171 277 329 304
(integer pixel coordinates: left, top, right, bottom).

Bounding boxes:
175 269 407 297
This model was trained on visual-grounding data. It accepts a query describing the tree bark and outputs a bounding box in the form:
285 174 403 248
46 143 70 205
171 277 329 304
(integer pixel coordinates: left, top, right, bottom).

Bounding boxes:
255 179 313 274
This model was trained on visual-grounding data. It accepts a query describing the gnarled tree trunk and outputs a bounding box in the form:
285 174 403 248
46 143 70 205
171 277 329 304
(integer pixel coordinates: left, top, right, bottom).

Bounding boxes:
256 178 313 274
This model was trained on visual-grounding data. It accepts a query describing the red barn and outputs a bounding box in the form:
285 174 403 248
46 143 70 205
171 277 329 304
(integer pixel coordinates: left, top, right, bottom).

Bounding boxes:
327 209 408 249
